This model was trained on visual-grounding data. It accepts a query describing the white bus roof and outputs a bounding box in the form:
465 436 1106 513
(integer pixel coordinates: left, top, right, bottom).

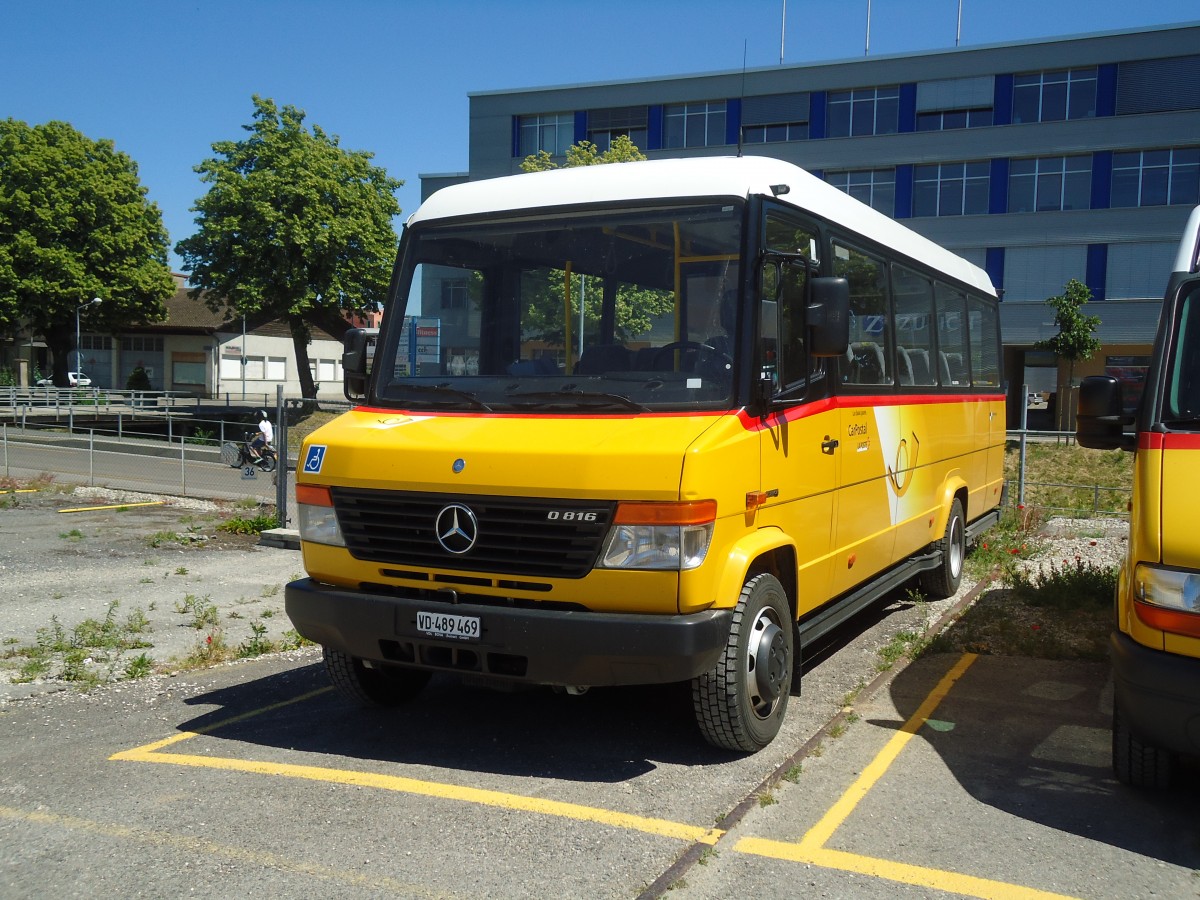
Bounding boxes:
408 156 996 298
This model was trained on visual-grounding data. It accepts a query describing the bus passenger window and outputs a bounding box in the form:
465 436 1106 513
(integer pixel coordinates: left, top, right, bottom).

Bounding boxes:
833 242 893 386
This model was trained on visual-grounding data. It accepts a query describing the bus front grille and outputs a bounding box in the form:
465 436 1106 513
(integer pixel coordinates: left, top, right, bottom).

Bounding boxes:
331 487 615 579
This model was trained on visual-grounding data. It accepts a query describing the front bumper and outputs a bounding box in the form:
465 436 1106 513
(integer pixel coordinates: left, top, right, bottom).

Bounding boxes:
285 578 732 687
1110 629 1200 757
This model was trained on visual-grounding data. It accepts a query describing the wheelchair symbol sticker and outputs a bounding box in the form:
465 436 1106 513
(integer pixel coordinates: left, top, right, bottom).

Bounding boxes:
304 445 327 474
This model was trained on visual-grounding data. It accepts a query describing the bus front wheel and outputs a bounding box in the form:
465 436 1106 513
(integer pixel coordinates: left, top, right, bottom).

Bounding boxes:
692 573 793 753
921 497 965 599
323 646 431 707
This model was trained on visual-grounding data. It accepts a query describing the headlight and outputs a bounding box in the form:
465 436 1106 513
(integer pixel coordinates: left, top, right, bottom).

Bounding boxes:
596 500 715 571
296 484 346 547
1133 564 1200 637
1135 564 1200 612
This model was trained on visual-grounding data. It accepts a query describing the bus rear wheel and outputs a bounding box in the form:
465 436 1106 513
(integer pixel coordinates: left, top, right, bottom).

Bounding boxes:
692 573 793 753
323 646 431 707
921 497 965 599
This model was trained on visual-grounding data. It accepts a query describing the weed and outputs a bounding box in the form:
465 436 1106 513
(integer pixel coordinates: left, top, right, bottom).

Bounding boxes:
877 628 927 671
758 791 777 807
966 505 1043 581
179 628 232 668
176 593 219 629
238 620 275 658
228 610 243 619
1011 556 1116 611
139 577 154 584
124 654 154 679
260 583 281 598
829 722 847 739
10 601 154 687
175 566 189 576
59 529 84 542
782 764 803 783
698 848 718 866
260 608 275 618
218 513 277 535
278 629 314 651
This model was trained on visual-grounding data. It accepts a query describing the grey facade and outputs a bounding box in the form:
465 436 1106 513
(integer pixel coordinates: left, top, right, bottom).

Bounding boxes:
423 21 1200 416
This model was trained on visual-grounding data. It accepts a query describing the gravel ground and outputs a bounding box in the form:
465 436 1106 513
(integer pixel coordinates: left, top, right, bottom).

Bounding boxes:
0 485 302 700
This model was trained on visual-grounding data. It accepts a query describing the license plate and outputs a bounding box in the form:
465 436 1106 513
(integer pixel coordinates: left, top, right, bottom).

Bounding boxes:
416 610 481 642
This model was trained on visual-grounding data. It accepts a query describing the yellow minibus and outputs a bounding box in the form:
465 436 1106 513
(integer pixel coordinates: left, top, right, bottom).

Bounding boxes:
286 156 1005 751
1077 204 1200 786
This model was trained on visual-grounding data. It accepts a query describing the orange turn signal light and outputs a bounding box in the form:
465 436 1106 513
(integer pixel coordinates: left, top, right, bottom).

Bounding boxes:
296 483 333 507
613 499 717 526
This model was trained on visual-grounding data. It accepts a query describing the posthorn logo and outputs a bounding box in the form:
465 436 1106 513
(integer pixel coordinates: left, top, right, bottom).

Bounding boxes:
435 504 479 554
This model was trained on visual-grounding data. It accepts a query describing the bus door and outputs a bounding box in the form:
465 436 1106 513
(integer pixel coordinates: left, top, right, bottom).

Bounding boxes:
757 213 835 614
832 241 897 596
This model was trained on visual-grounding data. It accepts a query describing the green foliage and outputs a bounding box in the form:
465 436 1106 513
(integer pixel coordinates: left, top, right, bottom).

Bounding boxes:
176 593 219 629
1038 279 1101 364
217 512 278 535
0 119 174 384
125 366 152 390
11 601 153 686
0 367 15 387
1011 556 1117 611
176 96 402 399
238 620 275 658
1037 279 1101 429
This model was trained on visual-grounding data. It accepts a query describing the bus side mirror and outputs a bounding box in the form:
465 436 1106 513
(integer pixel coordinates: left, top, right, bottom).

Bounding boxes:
1077 375 1136 451
343 328 378 402
809 276 850 358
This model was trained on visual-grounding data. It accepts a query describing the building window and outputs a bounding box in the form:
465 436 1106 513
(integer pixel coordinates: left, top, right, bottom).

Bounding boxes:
441 278 469 310
826 87 899 137
912 162 990 217
1111 148 1200 207
916 108 992 131
1008 156 1092 213
1012 68 1097 124
79 334 109 350
517 112 574 157
121 335 164 352
663 101 727 148
825 169 895 215
741 92 809 143
586 106 648 152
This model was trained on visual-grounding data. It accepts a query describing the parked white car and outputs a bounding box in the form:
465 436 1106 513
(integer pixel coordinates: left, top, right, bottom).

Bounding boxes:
36 371 92 387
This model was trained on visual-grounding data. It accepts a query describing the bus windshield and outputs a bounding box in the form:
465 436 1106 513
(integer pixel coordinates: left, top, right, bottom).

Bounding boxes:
373 203 743 412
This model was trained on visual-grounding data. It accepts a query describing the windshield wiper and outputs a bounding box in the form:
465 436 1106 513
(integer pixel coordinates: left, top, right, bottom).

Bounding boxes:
395 383 493 411
503 389 648 412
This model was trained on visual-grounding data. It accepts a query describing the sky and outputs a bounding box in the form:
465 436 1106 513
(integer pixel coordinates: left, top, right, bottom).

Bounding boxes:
5 1 1198 273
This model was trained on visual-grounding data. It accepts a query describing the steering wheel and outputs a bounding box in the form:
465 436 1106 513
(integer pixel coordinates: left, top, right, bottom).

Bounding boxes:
653 340 730 372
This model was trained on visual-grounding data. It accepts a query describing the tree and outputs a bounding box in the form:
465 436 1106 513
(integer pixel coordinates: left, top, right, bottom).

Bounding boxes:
0 119 175 385
521 135 647 173
517 137 670 345
1038 278 1101 429
176 96 402 399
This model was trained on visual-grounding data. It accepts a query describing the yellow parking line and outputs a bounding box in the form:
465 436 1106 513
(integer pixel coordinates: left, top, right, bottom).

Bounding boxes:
734 652 1081 900
59 501 165 513
110 687 723 846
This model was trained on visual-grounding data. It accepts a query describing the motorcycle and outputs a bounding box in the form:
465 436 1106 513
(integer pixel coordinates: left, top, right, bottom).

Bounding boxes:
220 431 278 473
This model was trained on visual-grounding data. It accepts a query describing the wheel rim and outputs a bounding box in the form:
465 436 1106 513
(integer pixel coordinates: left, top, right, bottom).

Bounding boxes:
949 515 964 578
746 606 789 719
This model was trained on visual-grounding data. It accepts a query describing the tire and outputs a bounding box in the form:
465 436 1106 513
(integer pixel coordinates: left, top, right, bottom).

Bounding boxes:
692 573 793 753
1112 701 1173 788
323 646 431 707
219 441 243 468
258 453 277 473
920 497 966 599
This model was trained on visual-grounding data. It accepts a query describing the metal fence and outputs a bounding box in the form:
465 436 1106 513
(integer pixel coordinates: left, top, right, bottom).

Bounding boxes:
1005 428 1131 519
1 406 292 525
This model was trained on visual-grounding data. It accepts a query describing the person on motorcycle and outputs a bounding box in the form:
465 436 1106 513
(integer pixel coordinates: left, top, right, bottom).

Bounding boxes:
250 410 274 459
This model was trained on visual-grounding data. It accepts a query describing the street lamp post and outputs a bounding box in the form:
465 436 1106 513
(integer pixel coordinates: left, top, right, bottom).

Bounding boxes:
75 297 102 380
